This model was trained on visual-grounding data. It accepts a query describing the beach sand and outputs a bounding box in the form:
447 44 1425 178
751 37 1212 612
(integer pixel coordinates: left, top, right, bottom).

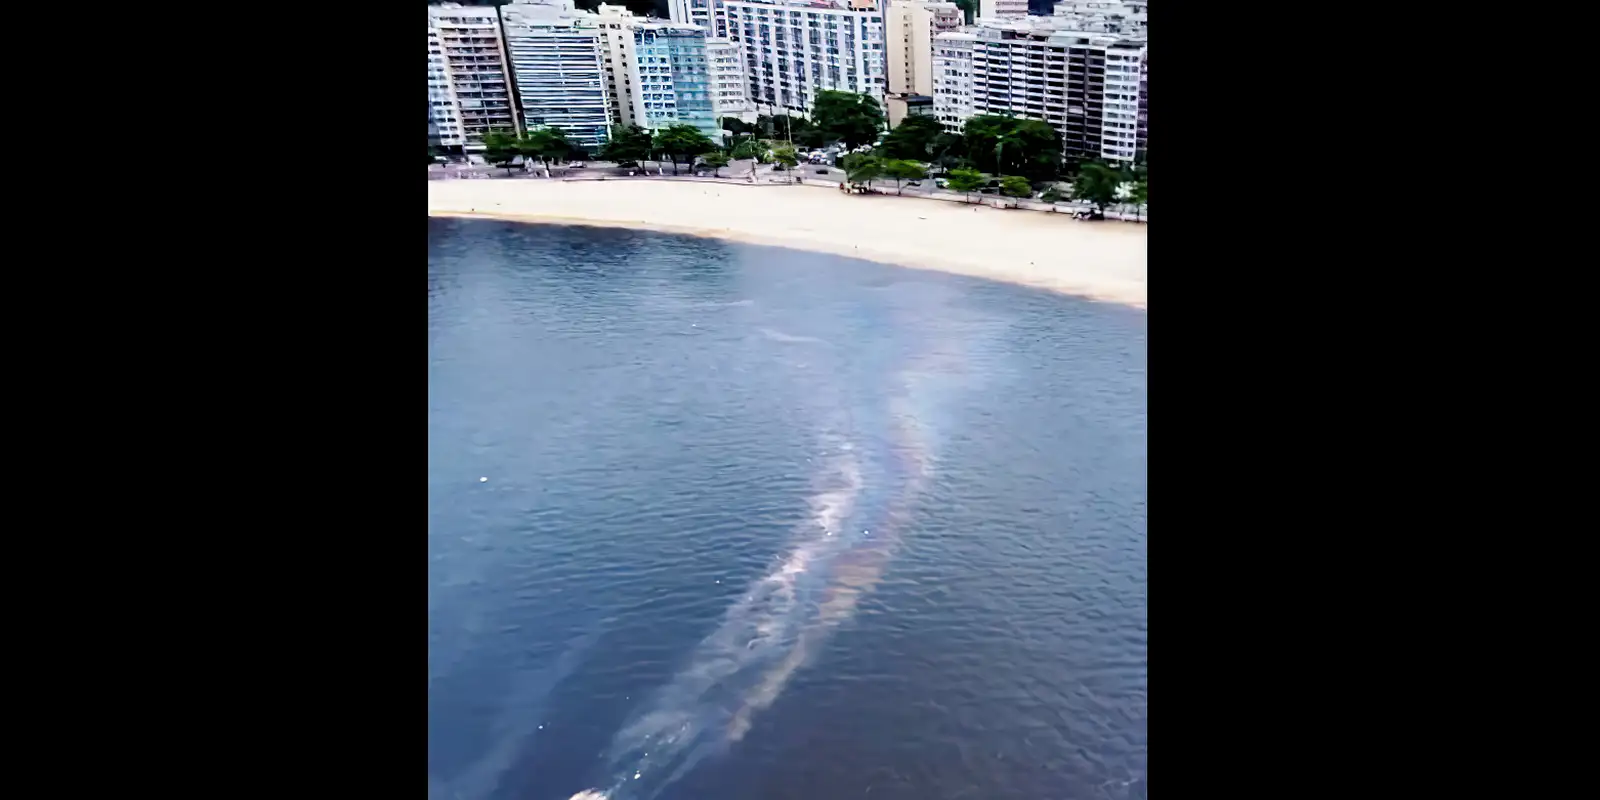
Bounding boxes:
428 179 1147 309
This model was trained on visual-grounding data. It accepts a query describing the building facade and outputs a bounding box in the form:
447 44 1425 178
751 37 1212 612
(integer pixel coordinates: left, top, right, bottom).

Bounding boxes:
500 1 613 148
930 30 975 131
580 5 647 129
706 37 757 121
978 0 1030 18
667 0 730 36
630 23 722 141
886 0 962 97
722 0 888 117
427 3 520 151
968 22 1146 163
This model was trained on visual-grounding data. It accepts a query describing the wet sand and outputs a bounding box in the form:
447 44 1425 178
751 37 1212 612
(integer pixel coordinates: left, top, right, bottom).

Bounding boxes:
428 179 1147 309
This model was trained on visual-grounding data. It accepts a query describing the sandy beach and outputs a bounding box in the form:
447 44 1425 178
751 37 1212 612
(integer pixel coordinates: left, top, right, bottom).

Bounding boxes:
428 179 1147 309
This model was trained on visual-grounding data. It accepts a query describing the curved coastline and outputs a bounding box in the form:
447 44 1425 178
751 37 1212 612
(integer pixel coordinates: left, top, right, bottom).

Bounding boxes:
428 180 1147 309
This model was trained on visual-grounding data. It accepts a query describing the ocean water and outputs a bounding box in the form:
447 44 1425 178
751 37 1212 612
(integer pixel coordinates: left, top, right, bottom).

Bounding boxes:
428 218 1148 800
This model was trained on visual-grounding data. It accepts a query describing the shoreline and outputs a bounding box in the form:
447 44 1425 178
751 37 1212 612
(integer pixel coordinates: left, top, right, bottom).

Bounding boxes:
428 180 1147 309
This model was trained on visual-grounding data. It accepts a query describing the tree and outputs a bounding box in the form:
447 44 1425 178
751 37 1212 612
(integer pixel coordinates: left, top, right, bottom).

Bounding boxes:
481 130 521 175
701 151 730 178
599 124 653 166
846 155 884 190
521 126 573 174
729 139 760 162
881 159 928 195
999 175 1032 200
946 167 986 203
770 145 800 181
1128 172 1147 221
930 132 966 174
953 0 977 23
1071 161 1121 212
962 115 1061 178
811 90 885 149
655 123 717 175
721 117 751 136
881 115 943 161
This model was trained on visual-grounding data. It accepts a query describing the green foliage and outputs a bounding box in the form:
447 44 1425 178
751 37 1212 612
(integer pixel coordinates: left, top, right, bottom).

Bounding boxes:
846 155 884 187
721 117 752 136
1128 170 1147 220
481 130 520 173
700 151 730 177
945 167 986 201
811 91 885 149
881 159 928 194
953 0 977 23
655 123 718 174
930 132 966 173
1040 187 1063 203
961 115 1061 179
881 115 943 161
770 145 800 175
729 139 760 161
521 126 573 168
599 124 653 165
999 175 1033 198
1071 161 1122 210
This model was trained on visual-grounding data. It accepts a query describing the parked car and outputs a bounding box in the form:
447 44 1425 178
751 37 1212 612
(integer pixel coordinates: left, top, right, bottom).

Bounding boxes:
907 180 921 187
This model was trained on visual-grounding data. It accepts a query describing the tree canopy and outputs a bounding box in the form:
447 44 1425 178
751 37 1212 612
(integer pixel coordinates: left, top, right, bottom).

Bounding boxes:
961 115 1061 179
481 130 520 173
1071 161 1121 211
770 145 800 175
810 91 885 149
701 151 730 177
655 123 718 173
881 159 928 194
945 167 986 202
598 124 653 165
999 175 1033 198
846 155 884 187
521 127 573 168
729 139 761 162
881 115 944 161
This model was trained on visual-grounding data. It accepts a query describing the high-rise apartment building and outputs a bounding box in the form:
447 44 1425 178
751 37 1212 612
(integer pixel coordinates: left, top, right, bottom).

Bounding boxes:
885 0 962 127
666 0 730 36
978 0 1030 18
722 0 888 117
706 37 756 120
500 0 613 149
630 23 722 141
968 22 1146 163
581 4 647 128
930 30 975 131
428 3 519 151
886 0 962 97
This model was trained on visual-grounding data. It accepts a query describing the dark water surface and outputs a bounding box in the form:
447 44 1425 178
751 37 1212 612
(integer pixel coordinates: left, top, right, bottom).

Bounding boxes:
428 219 1147 800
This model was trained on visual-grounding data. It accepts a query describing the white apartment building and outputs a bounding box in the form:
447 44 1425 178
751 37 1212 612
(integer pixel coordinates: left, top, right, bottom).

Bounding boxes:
580 5 647 128
706 37 756 120
722 0 888 117
967 21 1147 163
978 0 1029 19
500 0 613 149
667 0 730 36
930 30 975 131
428 3 519 151
886 0 962 97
